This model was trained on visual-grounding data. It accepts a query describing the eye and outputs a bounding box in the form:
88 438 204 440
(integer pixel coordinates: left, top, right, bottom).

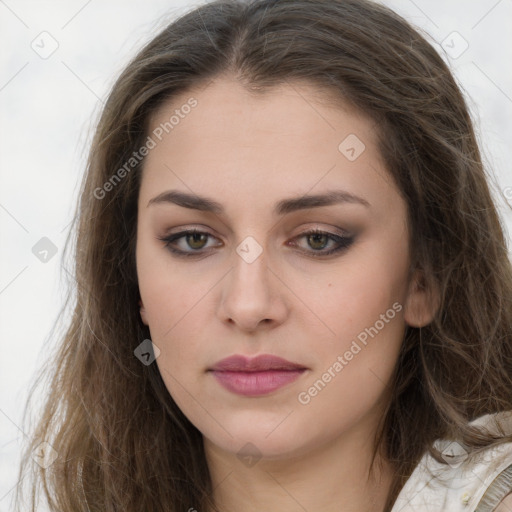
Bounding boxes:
157 227 354 259
157 229 220 257
289 229 355 258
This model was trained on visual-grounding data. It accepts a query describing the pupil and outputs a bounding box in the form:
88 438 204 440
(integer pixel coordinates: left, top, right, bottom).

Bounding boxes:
188 233 206 249
309 233 327 250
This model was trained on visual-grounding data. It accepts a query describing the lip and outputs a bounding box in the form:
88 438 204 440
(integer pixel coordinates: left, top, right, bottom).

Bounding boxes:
208 354 308 396
210 354 307 372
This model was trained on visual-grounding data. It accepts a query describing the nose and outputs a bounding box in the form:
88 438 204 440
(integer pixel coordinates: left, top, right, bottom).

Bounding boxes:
217 241 289 332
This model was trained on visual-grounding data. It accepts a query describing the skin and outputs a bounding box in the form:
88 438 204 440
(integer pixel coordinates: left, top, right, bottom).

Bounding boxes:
136 76 436 512
497 495 512 512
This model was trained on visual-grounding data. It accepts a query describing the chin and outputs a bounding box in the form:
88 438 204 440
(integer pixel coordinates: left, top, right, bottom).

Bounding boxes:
202 418 316 462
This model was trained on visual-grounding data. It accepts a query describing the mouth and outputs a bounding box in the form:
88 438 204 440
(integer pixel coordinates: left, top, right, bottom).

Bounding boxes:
208 354 308 396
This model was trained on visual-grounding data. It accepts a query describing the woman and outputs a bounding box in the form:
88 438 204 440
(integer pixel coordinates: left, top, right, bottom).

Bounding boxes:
15 0 512 510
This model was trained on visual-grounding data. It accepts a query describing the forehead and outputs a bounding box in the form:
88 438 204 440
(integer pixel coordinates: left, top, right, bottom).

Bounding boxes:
147 76 378 149
139 76 399 219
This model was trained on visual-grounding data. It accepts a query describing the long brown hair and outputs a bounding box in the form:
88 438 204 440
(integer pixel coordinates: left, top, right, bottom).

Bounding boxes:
15 0 512 510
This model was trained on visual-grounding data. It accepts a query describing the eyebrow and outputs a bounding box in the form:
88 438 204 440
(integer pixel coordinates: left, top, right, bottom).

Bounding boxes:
147 189 370 215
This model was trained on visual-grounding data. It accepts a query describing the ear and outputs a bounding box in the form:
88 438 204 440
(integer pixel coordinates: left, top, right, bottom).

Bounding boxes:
139 299 149 326
403 269 439 328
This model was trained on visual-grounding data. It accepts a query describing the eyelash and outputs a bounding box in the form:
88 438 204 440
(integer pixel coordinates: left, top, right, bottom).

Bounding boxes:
157 228 355 259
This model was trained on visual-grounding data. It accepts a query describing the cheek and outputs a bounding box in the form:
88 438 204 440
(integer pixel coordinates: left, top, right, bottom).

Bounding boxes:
136 255 213 394
302 246 408 385
296 280 405 433
315 256 407 340
141 280 210 373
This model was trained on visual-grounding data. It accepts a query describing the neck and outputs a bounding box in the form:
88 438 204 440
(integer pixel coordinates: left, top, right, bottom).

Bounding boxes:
203 420 394 512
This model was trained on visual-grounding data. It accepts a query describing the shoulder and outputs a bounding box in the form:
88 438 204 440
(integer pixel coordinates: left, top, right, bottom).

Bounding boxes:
390 411 512 512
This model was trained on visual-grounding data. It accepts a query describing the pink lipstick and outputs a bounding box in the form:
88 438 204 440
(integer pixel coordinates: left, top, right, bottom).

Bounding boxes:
208 354 307 396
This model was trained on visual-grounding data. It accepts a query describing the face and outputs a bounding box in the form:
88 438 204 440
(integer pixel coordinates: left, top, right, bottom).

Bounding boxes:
135 76 433 462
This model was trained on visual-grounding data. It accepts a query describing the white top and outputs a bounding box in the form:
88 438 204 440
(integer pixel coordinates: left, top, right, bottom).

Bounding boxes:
390 411 512 512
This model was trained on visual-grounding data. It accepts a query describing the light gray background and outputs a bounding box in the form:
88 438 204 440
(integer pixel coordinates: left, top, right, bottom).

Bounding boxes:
1 0 511 509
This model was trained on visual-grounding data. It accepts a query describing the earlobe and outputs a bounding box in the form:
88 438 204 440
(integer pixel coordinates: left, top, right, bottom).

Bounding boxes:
403 270 439 328
139 299 149 326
